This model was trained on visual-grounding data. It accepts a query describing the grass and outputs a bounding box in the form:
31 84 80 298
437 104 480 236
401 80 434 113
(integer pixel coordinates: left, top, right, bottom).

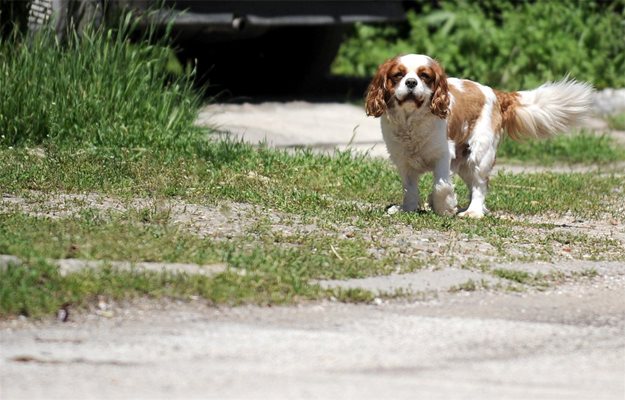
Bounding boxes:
1 15 623 318
0 257 322 318
1 148 623 318
2 147 623 317
607 113 625 131
498 130 625 165
489 267 602 290
1 145 623 219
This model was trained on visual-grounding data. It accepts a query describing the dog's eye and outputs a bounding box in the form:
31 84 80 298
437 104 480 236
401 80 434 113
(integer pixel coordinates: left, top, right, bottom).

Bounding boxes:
419 72 432 82
392 72 404 79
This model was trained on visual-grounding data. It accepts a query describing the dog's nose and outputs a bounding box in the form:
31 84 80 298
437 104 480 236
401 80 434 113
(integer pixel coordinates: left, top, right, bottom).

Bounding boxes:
405 78 418 89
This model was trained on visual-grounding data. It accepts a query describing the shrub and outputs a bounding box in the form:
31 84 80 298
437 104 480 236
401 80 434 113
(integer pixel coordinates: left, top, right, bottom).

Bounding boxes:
333 0 625 90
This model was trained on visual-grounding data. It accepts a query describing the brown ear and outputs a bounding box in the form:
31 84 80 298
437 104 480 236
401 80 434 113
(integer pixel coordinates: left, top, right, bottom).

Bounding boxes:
429 61 450 119
365 58 396 117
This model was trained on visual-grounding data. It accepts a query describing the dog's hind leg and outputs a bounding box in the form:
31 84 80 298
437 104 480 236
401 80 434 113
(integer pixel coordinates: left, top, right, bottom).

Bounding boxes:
456 139 497 219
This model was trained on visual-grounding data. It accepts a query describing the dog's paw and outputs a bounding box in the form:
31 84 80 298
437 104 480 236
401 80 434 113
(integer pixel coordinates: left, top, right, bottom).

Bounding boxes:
457 209 485 219
430 183 457 216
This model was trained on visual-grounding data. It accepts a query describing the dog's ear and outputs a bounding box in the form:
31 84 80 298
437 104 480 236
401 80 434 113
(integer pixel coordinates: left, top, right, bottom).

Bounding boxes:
429 60 450 119
365 58 396 117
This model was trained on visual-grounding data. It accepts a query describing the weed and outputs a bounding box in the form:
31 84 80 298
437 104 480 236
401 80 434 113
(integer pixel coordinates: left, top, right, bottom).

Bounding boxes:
492 268 532 284
607 113 625 131
449 279 479 292
329 287 376 303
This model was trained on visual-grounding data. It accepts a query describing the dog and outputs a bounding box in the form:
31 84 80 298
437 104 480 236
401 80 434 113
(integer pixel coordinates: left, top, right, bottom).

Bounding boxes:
365 54 593 218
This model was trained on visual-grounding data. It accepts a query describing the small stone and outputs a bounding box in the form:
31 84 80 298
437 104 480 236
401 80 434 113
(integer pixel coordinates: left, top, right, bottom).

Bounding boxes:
57 307 69 322
386 205 401 215
97 310 114 318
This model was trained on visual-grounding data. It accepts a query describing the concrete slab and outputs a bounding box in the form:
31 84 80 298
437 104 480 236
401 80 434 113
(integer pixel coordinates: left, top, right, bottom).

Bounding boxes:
491 260 625 276
198 101 389 157
318 268 503 294
317 261 625 294
0 255 228 277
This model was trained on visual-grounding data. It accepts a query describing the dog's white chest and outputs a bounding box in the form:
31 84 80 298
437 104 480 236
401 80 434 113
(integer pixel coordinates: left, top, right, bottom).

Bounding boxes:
381 109 447 172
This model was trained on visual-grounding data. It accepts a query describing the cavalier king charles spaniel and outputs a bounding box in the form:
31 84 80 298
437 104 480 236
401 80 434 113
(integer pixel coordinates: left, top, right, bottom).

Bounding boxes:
366 54 593 218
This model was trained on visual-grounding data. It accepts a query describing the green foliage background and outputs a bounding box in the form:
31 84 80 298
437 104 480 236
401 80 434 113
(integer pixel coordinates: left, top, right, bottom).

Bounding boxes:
333 0 625 90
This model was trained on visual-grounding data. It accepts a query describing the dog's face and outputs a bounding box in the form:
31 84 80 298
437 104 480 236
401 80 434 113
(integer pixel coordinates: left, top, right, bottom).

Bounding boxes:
365 54 450 119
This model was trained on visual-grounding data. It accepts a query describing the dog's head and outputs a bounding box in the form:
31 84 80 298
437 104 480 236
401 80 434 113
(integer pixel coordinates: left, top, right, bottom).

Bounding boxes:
365 54 450 119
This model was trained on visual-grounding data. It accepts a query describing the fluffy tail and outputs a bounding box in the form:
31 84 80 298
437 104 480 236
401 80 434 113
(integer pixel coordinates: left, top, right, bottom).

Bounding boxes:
497 78 594 140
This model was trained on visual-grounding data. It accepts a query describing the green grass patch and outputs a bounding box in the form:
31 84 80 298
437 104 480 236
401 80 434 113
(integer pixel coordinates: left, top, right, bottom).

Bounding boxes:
607 113 625 131
1 161 622 318
486 171 623 218
0 257 325 319
497 130 624 165
3 145 623 220
0 211 224 264
492 268 533 284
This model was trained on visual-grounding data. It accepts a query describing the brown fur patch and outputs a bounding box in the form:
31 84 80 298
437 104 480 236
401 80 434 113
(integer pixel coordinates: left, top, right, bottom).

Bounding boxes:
365 58 407 117
420 63 450 119
447 80 486 144
494 90 522 139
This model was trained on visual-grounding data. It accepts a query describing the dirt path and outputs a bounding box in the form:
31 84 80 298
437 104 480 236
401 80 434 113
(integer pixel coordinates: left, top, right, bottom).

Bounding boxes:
2 273 624 399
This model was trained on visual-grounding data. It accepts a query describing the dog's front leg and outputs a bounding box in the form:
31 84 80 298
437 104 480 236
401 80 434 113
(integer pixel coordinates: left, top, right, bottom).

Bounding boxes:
401 168 421 212
429 155 457 216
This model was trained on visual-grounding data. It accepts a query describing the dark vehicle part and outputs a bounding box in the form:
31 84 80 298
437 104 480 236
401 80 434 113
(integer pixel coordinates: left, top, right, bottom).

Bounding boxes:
28 0 105 40
27 1 405 95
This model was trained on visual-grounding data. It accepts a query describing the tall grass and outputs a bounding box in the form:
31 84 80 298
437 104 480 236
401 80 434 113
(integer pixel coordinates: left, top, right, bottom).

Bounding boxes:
0 12 202 151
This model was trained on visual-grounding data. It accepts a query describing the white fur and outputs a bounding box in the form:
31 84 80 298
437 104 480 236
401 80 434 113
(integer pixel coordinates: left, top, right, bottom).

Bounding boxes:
455 83 499 217
516 78 594 138
447 77 464 91
395 55 435 103
381 94 457 215
380 54 457 215
399 54 433 71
